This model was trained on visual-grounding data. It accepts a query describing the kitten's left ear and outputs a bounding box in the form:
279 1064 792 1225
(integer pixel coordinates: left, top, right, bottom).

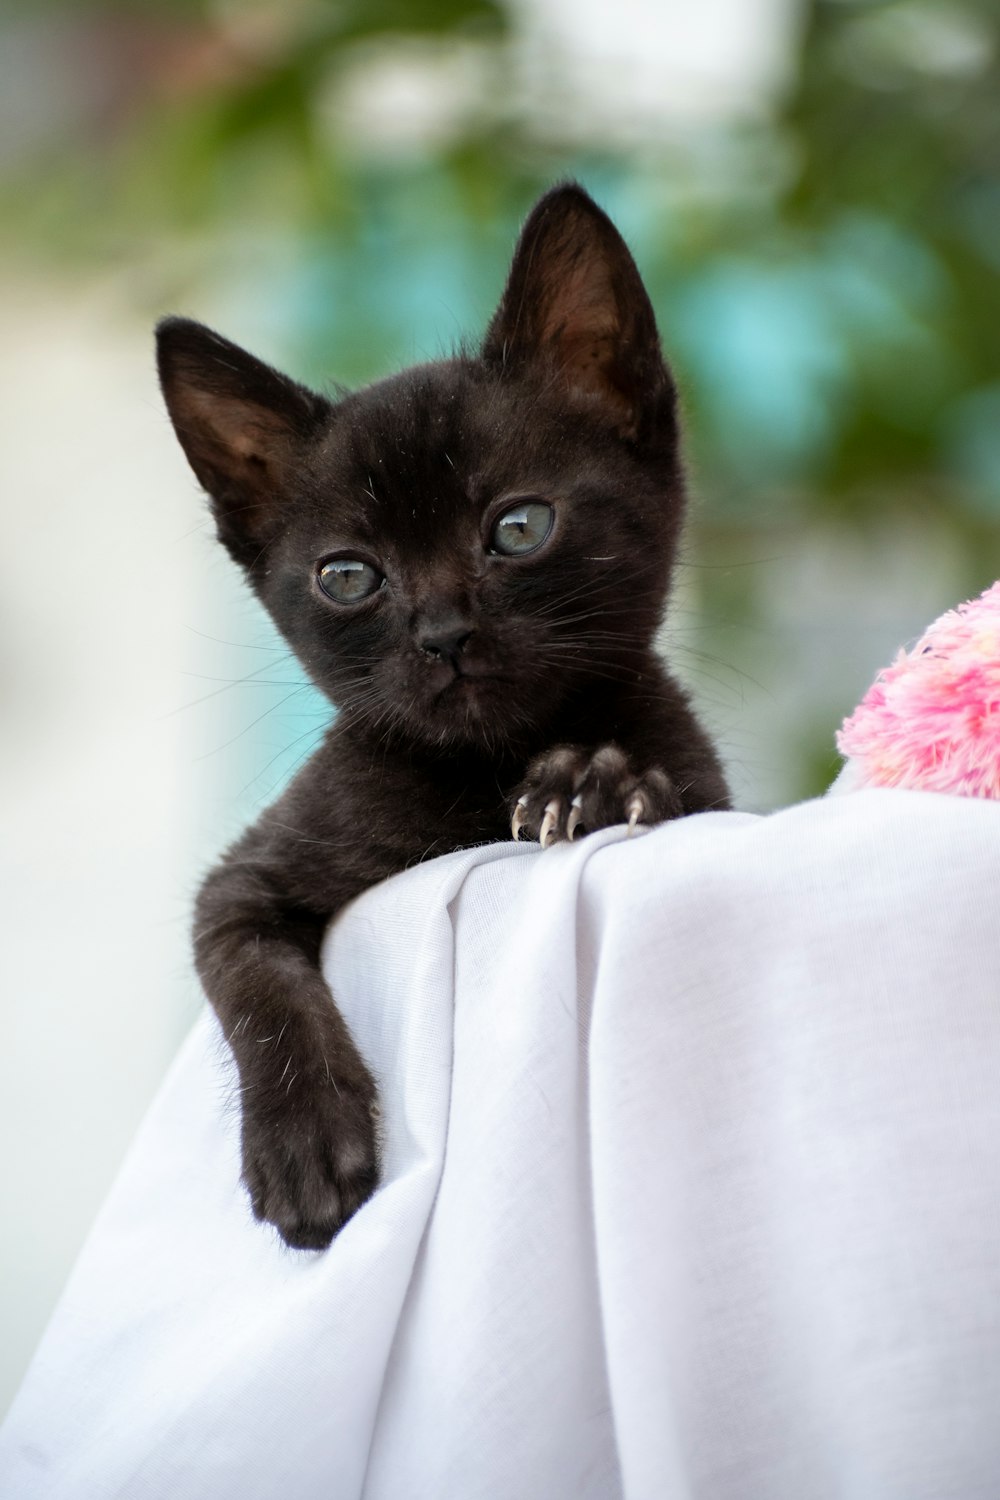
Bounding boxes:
482 183 674 443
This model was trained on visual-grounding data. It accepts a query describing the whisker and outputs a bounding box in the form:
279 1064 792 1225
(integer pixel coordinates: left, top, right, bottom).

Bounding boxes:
195 685 316 761
183 626 289 653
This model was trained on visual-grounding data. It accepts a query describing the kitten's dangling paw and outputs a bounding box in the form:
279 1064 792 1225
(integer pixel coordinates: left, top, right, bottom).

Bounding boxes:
240 1061 380 1251
510 745 682 844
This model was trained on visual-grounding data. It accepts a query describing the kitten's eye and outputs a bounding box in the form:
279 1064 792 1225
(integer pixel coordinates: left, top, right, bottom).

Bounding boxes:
490 501 554 557
317 558 383 603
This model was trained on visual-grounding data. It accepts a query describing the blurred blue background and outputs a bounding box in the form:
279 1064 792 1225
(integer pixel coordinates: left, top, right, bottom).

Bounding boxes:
1 0 998 1410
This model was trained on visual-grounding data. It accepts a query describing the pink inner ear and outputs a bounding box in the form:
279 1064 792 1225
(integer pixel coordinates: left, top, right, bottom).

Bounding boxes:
552 327 637 435
182 387 287 465
532 245 640 436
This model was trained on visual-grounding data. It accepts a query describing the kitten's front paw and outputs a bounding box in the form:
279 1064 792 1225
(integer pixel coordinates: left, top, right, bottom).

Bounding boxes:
240 1068 380 1251
511 744 682 846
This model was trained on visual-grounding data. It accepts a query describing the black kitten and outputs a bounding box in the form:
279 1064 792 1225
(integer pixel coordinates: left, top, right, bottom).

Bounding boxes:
157 183 729 1250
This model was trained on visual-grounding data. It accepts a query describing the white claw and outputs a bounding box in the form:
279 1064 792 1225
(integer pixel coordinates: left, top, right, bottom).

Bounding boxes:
567 795 584 841
626 794 645 837
539 799 561 849
511 796 529 841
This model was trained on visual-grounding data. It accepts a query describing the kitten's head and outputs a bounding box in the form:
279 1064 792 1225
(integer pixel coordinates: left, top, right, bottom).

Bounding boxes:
157 183 685 754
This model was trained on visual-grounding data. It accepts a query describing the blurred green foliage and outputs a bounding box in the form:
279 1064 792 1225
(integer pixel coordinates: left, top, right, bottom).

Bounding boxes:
2 0 998 804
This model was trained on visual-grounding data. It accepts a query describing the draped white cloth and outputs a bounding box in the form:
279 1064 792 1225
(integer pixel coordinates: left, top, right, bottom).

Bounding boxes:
3 790 1000 1499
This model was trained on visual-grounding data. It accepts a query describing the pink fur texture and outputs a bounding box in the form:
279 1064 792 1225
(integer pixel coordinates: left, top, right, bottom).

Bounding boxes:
837 580 1000 798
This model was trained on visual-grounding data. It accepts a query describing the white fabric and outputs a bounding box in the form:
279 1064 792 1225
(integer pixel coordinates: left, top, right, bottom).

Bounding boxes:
3 790 1000 1498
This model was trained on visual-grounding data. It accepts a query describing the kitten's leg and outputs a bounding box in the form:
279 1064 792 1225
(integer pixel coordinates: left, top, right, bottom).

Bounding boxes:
195 843 378 1251
511 744 683 845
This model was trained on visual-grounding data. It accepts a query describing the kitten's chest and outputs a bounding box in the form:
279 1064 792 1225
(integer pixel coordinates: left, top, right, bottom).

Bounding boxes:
287 740 516 902
366 753 514 855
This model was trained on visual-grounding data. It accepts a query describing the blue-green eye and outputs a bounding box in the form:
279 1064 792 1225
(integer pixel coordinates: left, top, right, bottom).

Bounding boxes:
490 501 554 556
318 557 383 603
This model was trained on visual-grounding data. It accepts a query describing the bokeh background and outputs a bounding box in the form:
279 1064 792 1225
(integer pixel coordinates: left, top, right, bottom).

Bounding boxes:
2 0 998 1411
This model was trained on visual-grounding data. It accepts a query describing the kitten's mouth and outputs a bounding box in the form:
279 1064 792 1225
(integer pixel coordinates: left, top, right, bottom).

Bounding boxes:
427 672 519 747
440 673 503 696
432 670 511 714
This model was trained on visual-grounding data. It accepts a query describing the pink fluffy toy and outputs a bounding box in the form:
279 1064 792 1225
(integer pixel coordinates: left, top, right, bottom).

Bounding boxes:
835 580 1000 799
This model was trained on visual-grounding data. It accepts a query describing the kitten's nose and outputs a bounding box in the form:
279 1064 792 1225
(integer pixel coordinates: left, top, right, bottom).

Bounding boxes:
418 624 472 666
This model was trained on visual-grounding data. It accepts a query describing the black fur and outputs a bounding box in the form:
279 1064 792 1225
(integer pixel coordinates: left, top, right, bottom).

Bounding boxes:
157 183 729 1249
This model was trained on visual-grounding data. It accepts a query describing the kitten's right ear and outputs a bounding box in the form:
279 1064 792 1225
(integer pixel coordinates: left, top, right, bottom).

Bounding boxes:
156 317 331 567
